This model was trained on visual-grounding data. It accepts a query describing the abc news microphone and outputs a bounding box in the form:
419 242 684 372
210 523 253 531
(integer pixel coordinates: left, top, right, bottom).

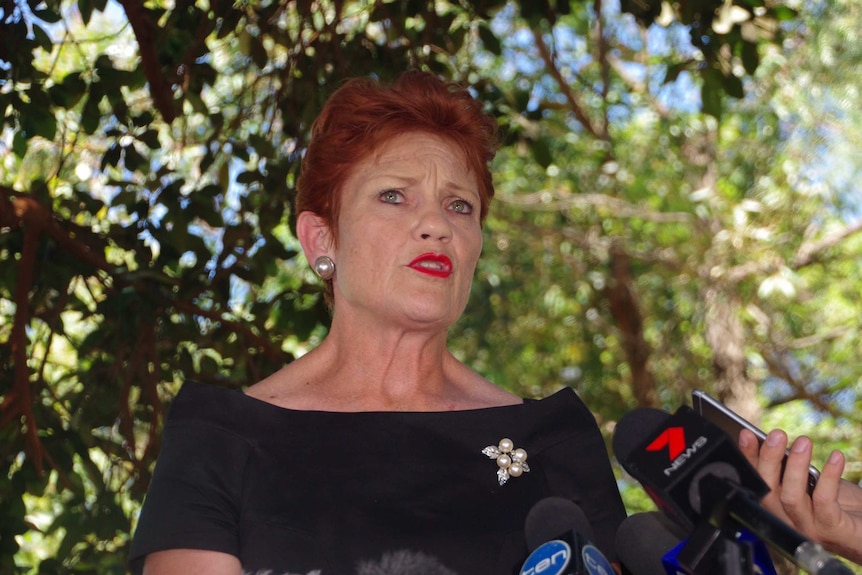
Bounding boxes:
612 406 853 575
519 497 615 575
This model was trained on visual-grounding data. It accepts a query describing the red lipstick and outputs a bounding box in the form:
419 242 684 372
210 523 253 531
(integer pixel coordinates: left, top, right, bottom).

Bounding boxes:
407 253 453 278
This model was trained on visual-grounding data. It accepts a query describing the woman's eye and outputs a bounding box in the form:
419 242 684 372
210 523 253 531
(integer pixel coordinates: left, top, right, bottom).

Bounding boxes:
379 190 403 204
450 199 474 214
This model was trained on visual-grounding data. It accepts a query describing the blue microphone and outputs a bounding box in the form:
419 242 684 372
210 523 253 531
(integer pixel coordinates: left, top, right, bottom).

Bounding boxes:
521 497 615 575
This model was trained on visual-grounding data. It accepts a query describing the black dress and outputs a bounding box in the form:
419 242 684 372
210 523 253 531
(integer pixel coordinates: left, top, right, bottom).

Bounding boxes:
129 381 626 575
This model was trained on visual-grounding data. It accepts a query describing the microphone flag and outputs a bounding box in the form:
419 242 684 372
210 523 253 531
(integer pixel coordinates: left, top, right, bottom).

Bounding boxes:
614 405 768 531
521 497 615 575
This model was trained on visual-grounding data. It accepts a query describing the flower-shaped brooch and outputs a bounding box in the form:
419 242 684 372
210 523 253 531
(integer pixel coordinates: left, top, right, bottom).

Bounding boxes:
482 437 529 485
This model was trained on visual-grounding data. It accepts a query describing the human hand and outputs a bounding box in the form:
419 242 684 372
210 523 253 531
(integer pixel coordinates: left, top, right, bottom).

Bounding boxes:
738 428 862 565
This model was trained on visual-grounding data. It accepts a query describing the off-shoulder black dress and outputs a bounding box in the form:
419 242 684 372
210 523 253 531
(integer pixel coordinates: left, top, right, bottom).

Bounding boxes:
129 381 626 575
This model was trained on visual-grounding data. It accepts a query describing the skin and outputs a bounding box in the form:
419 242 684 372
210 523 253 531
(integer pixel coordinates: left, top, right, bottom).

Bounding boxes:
248 131 520 413
143 132 521 574
738 428 862 565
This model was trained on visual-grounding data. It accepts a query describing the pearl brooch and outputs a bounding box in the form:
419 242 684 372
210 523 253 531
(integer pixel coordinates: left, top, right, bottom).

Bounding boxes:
482 437 530 485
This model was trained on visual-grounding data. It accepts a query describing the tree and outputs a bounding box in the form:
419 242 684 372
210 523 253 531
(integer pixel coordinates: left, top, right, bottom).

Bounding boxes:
5 0 859 572
448 0 862 536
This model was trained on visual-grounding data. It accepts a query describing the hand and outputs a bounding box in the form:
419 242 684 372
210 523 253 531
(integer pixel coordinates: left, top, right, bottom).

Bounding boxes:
738 428 862 565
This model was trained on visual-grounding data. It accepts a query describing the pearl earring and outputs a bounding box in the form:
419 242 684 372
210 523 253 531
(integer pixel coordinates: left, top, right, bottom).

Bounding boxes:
313 256 335 280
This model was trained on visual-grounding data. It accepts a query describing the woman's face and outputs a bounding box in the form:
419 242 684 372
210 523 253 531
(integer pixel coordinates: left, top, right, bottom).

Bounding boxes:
330 132 484 331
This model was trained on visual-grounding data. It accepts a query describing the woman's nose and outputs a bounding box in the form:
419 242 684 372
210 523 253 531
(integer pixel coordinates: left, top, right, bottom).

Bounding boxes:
414 203 452 241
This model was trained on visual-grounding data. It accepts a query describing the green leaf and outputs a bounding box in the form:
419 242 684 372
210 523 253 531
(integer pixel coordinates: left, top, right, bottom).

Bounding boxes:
248 133 274 157
722 72 744 99
133 111 155 127
31 24 53 51
771 5 797 21
740 41 759 75
701 77 723 119
79 0 94 25
100 143 122 170
33 10 61 26
12 130 28 157
81 93 102 134
664 61 688 85
232 143 250 161
200 150 215 172
139 129 161 149
48 73 87 108
250 37 268 70
530 137 553 168
236 170 261 184
123 144 147 171
21 106 57 140
478 23 501 55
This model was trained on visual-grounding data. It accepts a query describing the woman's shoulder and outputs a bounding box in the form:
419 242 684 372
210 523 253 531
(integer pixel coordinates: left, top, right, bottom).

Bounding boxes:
522 386 589 416
168 380 245 416
515 387 603 450
164 380 287 440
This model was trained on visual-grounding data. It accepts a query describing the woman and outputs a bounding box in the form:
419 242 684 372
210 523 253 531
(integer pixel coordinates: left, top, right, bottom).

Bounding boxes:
129 70 627 575
738 428 862 565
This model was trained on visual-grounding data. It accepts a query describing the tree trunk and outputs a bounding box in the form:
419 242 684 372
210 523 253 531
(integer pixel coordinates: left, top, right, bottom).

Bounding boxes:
703 286 760 423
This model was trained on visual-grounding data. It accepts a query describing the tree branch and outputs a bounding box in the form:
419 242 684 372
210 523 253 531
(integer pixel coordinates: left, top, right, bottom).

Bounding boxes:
594 0 611 140
1 224 45 474
500 187 694 223
170 298 286 365
794 219 862 268
530 27 602 139
116 0 178 123
1 186 115 275
604 240 656 407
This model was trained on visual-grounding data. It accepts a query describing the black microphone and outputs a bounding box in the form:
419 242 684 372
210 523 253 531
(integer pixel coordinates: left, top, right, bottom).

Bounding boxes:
615 511 778 575
615 512 688 575
521 497 615 575
356 550 458 575
613 406 853 575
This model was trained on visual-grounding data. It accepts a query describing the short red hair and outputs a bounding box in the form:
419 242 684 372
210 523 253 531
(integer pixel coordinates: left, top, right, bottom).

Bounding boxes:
295 70 499 241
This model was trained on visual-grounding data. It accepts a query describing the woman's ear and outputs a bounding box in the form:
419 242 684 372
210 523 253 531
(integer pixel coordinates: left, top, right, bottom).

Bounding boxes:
296 211 334 261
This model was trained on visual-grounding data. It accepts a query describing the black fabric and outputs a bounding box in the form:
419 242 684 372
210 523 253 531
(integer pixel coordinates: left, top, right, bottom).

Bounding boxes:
129 381 626 575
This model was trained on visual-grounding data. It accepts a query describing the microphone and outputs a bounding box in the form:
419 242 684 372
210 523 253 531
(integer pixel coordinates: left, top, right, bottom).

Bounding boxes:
615 512 688 575
615 511 778 575
521 497 615 575
356 549 457 575
612 406 853 575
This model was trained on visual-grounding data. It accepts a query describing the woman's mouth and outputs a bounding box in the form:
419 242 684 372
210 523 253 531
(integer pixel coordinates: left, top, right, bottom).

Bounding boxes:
408 253 453 278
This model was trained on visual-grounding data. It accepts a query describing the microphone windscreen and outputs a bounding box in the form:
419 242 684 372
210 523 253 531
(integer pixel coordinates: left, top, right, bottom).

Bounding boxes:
614 512 685 575
612 408 669 463
356 550 458 575
524 497 593 552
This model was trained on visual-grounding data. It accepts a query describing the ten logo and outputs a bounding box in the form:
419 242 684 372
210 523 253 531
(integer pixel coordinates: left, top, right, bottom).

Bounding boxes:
583 544 614 575
520 540 571 575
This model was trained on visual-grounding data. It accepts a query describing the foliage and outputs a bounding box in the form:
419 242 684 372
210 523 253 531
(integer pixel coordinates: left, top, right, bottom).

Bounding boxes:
2 0 861 572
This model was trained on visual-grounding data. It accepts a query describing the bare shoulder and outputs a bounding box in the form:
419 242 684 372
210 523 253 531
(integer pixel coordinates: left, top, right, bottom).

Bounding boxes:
446 354 522 408
473 378 523 408
143 549 241 575
243 362 313 408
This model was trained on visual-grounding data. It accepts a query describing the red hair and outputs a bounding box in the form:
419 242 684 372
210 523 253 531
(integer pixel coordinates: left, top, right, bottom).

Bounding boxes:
295 70 499 240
